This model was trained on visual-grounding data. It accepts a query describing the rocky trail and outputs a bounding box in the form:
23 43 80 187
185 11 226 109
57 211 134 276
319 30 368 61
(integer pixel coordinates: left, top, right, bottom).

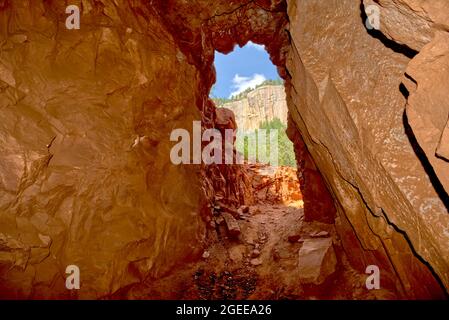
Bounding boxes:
190 204 381 300
117 165 391 300
195 201 306 300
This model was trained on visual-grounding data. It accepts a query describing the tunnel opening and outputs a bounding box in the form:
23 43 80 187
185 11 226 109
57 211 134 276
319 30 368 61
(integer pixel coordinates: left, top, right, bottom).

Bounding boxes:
1 0 448 301
210 41 301 207
199 42 307 299
190 39 373 299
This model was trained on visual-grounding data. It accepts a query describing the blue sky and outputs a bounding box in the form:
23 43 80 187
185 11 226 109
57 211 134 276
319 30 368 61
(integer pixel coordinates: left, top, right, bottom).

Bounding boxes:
211 42 281 99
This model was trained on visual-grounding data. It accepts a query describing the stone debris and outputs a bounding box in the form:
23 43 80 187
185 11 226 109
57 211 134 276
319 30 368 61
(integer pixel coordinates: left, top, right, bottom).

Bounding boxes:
250 258 263 266
222 212 241 238
229 245 245 263
216 202 240 218
246 164 303 205
310 231 329 238
298 238 337 285
251 249 261 258
215 215 225 226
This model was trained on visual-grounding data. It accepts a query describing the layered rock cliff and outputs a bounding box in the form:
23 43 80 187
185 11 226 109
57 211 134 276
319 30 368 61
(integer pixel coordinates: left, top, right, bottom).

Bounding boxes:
0 0 448 299
221 85 288 131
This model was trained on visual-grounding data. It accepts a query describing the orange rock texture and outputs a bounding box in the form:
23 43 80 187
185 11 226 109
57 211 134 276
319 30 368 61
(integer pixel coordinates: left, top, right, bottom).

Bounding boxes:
0 0 206 299
246 163 302 205
286 0 448 298
0 0 448 299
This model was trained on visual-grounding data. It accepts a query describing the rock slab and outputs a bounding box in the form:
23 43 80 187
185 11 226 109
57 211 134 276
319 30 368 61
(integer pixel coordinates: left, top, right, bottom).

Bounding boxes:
298 238 336 285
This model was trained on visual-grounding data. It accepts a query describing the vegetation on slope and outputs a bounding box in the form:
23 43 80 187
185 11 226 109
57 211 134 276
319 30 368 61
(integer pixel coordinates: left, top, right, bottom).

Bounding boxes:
211 79 283 106
236 118 296 167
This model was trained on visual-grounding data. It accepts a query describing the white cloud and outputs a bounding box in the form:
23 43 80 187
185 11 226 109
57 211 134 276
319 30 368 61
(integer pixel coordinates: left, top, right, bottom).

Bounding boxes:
229 73 266 98
247 41 265 51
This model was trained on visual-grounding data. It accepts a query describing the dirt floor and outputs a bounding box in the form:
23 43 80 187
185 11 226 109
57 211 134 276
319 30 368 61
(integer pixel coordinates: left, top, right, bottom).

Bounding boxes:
115 166 394 300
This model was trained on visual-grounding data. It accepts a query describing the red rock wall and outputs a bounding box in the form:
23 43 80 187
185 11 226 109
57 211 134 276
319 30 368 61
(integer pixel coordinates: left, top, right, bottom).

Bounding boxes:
0 0 206 298
0 0 447 299
287 116 336 224
286 0 448 298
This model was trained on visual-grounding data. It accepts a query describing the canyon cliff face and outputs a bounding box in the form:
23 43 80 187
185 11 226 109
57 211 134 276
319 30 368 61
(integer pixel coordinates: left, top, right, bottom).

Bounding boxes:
0 0 448 299
221 85 288 131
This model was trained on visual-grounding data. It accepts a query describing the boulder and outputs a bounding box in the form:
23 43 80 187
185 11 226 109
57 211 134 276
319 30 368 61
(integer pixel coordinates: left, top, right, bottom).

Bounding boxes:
222 213 241 238
298 238 337 285
229 245 245 263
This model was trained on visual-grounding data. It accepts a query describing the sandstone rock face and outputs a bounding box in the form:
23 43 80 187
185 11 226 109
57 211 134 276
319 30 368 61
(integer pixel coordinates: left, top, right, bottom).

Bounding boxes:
437 120 449 161
286 0 448 298
363 0 449 52
404 31 449 195
0 0 448 299
203 108 254 210
363 0 449 195
287 117 336 224
221 85 288 131
0 1 206 299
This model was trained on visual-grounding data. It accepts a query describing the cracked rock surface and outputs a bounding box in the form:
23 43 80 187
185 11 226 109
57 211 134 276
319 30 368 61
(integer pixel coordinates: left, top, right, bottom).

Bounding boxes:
0 0 448 299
